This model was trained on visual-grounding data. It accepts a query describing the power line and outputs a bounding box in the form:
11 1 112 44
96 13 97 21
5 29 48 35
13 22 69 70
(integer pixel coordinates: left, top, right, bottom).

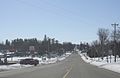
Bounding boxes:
15 0 98 26
39 0 77 16
14 0 72 19
38 0 98 26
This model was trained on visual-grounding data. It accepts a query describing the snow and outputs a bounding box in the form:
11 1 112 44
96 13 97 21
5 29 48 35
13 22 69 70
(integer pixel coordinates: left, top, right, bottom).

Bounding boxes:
0 64 33 71
58 56 66 61
78 51 120 73
0 52 72 71
0 53 4 56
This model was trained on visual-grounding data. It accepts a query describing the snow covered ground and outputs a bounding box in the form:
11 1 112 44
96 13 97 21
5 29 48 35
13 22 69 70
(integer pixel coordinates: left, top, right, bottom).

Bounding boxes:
0 64 33 71
0 52 72 71
78 52 120 73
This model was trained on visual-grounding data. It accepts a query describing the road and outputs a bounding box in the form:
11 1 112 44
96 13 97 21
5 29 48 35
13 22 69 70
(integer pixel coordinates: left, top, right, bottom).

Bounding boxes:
0 53 120 78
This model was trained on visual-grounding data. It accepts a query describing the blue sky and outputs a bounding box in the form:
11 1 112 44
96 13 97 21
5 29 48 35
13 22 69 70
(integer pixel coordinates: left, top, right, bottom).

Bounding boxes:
0 0 120 43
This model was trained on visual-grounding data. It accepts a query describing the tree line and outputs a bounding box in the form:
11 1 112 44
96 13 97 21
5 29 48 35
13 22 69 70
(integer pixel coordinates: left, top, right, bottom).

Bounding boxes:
80 24 120 62
0 35 75 56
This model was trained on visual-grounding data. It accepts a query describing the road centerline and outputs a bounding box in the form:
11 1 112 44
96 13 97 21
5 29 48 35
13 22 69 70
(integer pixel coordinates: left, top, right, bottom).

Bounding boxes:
63 66 72 78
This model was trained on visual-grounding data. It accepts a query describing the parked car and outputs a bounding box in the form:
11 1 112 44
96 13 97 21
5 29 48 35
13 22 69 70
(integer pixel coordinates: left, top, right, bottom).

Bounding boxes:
20 58 39 66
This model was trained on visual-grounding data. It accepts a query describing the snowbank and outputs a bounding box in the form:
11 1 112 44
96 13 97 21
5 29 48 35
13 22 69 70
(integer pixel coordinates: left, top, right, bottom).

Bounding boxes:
101 64 120 73
0 64 32 71
0 53 72 71
78 51 120 73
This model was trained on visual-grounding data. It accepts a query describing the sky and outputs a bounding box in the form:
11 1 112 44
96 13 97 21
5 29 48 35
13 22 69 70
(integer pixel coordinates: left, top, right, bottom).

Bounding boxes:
0 0 120 44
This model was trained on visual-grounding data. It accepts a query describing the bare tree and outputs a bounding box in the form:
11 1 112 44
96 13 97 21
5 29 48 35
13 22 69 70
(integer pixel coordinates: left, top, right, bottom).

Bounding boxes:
92 40 99 58
111 29 120 42
97 28 109 59
116 29 120 41
111 27 120 60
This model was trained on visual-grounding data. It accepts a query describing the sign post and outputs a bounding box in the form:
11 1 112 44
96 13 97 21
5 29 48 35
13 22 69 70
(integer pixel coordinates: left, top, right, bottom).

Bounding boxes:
29 46 35 57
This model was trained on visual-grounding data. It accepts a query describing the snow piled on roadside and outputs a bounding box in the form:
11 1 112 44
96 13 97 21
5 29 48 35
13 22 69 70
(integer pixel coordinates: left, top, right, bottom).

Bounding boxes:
78 53 92 63
78 51 120 73
0 52 72 71
0 64 32 71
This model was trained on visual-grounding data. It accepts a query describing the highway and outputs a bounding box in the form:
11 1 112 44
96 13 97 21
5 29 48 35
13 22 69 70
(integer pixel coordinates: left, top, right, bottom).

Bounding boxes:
0 53 120 78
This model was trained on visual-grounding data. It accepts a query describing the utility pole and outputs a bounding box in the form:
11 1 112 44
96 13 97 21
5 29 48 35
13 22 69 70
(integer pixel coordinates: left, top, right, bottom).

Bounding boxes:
111 23 119 62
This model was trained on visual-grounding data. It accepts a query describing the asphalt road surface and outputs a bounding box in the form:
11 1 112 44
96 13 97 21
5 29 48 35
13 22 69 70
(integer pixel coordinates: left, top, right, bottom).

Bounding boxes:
0 53 120 78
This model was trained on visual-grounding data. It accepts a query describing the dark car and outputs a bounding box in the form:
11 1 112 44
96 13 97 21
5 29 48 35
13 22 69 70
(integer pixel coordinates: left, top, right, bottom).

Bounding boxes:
20 58 39 66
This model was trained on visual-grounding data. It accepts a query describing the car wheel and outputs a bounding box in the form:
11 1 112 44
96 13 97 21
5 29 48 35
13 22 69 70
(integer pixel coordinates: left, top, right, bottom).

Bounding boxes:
34 64 37 66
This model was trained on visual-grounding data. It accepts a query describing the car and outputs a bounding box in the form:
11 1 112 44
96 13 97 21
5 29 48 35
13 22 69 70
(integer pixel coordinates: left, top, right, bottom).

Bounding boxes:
20 58 39 66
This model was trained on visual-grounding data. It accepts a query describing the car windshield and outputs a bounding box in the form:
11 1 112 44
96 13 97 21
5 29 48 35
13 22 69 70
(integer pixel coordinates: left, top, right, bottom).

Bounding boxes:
0 0 120 78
